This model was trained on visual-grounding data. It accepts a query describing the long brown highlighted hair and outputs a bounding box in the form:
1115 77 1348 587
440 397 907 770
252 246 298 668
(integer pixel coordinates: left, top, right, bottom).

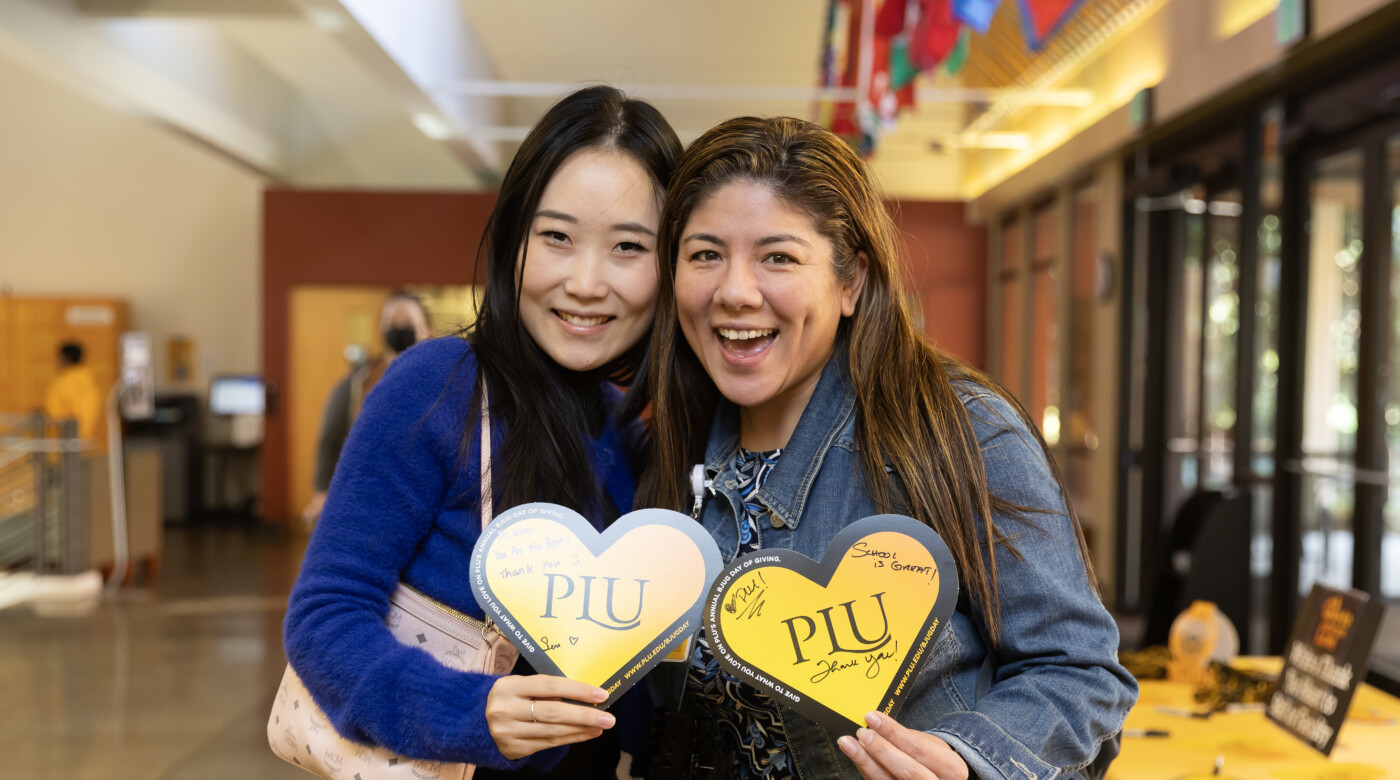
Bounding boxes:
639 116 1093 642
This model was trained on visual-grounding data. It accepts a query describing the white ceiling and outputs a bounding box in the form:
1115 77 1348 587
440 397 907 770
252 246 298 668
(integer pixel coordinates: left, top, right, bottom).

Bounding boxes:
0 0 979 198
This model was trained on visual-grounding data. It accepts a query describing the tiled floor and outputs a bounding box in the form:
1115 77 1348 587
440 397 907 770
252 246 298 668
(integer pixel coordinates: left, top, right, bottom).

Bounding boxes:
7 523 1394 780
1 525 309 780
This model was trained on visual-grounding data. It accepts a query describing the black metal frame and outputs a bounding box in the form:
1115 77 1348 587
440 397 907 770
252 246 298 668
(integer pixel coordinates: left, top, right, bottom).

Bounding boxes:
1118 12 1400 683
1273 113 1400 640
1115 173 1137 610
1270 105 1307 653
1119 137 1256 627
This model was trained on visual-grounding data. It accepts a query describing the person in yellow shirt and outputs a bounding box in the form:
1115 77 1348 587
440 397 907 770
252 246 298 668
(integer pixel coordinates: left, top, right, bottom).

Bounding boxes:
44 342 103 448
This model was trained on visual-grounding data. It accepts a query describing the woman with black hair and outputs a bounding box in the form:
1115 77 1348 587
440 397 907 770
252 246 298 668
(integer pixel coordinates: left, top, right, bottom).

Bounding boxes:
283 85 682 776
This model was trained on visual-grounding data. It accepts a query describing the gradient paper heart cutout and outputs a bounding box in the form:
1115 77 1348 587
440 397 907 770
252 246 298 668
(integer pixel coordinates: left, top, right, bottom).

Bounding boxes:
471 502 722 706
704 514 958 733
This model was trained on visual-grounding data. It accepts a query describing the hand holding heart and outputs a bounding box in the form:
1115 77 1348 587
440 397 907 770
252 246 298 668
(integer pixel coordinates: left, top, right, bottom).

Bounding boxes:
485 674 614 760
837 711 970 780
472 506 957 756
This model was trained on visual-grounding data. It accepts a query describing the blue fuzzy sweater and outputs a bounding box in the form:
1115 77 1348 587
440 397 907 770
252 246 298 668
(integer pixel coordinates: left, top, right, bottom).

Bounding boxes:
283 336 639 771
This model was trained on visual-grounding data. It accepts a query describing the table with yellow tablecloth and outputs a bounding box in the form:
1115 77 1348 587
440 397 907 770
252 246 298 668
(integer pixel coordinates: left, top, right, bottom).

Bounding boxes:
1109 659 1400 780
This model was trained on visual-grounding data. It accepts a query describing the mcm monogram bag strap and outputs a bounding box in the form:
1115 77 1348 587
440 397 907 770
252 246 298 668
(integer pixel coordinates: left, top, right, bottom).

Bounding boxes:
478 385 508 644
479 386 492 531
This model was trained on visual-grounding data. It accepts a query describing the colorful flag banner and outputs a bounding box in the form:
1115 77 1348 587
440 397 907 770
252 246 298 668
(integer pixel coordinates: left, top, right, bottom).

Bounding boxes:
953 0 1002 33
909 0 961 70
944 26 971 75
822 0 1086 155
875 0 911 35
1017 0 1085 50
889 38 920 90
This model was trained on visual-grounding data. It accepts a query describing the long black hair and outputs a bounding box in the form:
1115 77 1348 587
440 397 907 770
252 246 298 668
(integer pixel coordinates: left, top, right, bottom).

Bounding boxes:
463 85 681 518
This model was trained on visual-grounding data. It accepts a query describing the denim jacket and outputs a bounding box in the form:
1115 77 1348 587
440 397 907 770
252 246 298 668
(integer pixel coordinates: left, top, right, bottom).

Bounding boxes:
683 353 1137 780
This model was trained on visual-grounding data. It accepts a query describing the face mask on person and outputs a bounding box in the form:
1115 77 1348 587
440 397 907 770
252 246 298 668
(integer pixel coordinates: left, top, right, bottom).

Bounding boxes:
383 326 418 354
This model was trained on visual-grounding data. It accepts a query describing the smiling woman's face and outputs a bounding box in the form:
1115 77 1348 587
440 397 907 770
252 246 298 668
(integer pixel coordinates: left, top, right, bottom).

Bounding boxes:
518 147 661 372
675 180 865 449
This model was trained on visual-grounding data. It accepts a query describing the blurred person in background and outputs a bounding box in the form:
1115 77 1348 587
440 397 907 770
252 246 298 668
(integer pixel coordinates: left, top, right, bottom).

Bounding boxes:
44 341 102 446
301 291 431 527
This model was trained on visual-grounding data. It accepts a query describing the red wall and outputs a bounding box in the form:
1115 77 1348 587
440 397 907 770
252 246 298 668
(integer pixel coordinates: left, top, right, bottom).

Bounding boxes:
261 192 985 525
261 190 497 526
890 201 988 369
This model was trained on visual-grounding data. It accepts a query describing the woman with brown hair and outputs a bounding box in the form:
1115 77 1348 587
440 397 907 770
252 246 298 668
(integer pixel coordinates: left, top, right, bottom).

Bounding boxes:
641 116 1136 780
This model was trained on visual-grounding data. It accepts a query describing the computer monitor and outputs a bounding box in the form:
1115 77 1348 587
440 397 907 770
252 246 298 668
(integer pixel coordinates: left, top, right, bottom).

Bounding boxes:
209 375 265 416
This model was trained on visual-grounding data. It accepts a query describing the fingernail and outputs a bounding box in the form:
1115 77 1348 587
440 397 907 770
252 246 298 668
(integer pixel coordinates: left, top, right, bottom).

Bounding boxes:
598 713 616 728
857 727 874 745
594 688 608 702
837 735 857 755
865 711 883 728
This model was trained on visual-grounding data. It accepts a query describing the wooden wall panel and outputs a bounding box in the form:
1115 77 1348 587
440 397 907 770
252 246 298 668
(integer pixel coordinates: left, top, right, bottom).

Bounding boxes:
287 286 395 523
0 296 128 450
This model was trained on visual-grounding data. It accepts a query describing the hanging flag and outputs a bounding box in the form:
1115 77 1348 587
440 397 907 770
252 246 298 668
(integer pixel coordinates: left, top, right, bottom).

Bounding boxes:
889 37 920 90
943 26 971 75
952 0 1001 33
831 0 865 138
909 0 961 70
866 34 895 129
874 0 911 35
819 0 930 156
816 0 843 127
857 0 892 140
820 0 843 88
867 34 917 131
1017 0 1085 51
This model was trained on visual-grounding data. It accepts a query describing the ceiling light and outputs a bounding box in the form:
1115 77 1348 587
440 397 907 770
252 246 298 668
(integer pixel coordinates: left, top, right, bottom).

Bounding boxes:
305 8 348 33
412 113 453 141
955 132 1032 150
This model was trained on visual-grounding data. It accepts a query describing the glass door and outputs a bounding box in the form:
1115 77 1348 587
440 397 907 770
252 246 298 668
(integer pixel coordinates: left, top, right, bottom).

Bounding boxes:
1161 183 1244 534
1119 129 1266 646
1247 108 1285 652
1375 136 1400 683
1201 188 1243 490
1297 149 1364 594
1281 121 1400 687
1162 195 1205 520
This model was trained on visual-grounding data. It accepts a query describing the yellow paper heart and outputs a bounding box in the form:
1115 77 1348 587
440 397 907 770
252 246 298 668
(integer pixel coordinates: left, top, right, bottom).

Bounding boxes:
475 505 720 700
708 523 954 730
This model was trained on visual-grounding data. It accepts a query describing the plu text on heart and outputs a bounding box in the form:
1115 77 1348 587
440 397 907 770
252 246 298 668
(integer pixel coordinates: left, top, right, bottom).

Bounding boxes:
472 504 722 706
705 518 958 733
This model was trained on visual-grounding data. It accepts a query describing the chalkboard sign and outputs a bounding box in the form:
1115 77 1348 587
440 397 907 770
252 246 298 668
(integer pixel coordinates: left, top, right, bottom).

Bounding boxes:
1266 583 1383 755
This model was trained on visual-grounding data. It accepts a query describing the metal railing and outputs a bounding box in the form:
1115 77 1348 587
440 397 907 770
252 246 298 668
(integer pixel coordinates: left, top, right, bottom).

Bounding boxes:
0 413 87 575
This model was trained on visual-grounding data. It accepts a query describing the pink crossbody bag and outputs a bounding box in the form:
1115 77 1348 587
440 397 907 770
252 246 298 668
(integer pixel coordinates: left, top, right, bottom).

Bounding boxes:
268 394 519 779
